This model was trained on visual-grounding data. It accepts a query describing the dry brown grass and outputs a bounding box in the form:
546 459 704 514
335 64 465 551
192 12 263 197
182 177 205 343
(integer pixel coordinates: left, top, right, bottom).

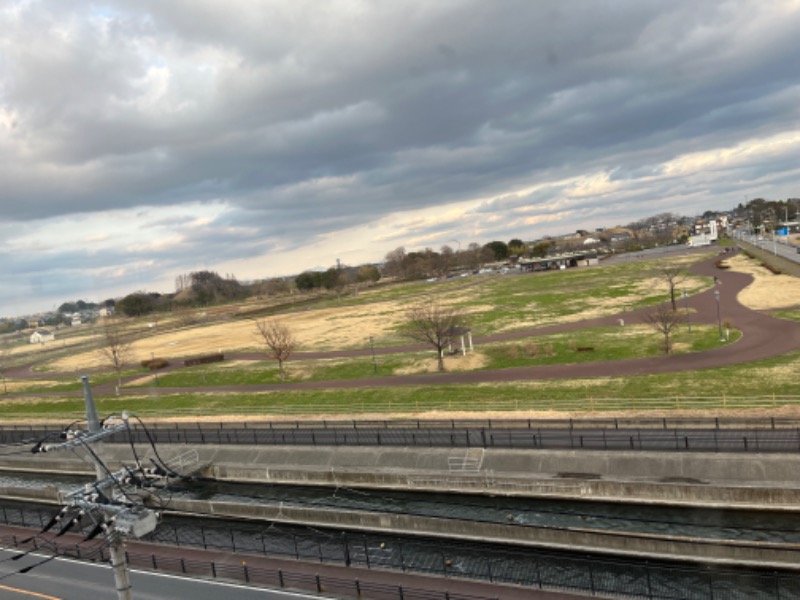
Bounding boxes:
394 351 488 375
727 255 800 310
46 302 412 371
0 380 64 392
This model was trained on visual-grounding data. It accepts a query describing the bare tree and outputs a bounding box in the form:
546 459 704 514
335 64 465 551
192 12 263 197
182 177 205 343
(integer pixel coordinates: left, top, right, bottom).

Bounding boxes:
254 319 297 381
644 303 685 354
656 264 687 311
402 301 467 372
98 318 134 394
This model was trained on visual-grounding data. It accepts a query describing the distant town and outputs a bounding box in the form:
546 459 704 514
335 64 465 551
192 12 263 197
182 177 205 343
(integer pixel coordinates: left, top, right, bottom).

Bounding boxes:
3 197 798 340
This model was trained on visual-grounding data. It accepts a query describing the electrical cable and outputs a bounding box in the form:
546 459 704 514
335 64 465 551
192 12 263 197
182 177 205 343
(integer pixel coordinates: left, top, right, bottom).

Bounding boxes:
73 437 139 506
131 416 184 478
122 419 146 478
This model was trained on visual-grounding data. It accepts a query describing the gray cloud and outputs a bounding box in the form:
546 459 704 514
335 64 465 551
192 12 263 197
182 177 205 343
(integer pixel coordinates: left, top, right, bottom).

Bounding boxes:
2 0 800 314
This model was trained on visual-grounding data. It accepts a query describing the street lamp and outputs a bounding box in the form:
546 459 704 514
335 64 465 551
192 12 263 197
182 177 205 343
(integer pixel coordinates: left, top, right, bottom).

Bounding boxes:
682 290 691 333
714 289 724 342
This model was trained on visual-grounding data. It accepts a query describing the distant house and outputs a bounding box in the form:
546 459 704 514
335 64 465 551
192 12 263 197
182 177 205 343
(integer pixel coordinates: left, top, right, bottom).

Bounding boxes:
30 329 55 344
71 315 82 326
98 307 115 317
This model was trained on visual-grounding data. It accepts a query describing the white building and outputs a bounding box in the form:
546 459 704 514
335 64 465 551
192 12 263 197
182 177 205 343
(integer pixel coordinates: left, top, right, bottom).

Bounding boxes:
30 329 55 344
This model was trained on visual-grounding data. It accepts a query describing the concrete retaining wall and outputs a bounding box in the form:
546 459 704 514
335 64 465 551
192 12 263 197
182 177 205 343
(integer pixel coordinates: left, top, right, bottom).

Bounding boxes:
4 444 800 509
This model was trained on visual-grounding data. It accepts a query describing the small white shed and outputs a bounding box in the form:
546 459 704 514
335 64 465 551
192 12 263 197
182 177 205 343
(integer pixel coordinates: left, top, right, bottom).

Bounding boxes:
30 329 55 344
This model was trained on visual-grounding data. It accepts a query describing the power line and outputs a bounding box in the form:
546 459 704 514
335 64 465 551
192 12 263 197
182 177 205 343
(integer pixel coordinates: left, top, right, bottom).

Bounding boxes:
26 377 168 600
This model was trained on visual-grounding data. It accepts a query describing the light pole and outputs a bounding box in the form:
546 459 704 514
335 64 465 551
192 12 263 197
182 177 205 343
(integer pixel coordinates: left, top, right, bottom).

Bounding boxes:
682 290 691 333
369 336 377 374
714 289 723 342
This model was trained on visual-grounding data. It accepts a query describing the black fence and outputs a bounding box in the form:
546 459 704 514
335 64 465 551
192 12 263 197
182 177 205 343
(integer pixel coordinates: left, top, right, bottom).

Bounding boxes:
4 417 800 452
1 500 798 599
3 534 494 600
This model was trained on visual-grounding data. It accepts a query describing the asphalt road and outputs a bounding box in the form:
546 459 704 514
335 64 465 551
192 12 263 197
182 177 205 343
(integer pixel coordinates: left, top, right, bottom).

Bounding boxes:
0 548 315 600
739 233 800 263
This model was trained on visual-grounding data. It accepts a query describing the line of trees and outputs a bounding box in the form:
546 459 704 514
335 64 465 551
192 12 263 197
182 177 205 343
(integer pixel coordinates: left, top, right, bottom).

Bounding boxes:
295 265 380 294
382 243 498 280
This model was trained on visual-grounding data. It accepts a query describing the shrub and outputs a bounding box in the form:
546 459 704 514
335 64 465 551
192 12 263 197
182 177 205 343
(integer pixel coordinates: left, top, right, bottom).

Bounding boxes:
141 357 169 370
184 353 225 367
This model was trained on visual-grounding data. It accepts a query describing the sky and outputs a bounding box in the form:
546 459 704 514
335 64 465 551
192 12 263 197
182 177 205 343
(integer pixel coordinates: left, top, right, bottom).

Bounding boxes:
2 0 800 317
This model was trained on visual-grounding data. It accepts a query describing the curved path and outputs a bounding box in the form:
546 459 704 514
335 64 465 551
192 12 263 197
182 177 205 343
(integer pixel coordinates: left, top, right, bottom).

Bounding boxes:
8 250 800 395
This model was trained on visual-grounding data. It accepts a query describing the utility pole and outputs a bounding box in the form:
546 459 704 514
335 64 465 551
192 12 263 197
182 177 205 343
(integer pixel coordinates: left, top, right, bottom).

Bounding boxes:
32 378 165 600
82 376 134 600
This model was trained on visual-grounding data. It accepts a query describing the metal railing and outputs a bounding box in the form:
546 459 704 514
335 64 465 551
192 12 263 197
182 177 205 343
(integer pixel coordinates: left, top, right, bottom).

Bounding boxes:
5 417 800 452
1 501 798 599
2 533 495 600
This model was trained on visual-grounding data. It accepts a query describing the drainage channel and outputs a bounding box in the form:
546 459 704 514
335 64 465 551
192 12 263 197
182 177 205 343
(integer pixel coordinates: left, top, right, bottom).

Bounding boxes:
0 498 796 600
3 472 800 544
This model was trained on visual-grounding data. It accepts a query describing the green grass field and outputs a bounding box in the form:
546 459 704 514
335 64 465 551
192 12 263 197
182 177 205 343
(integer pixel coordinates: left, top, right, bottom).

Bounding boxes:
1 348 798 421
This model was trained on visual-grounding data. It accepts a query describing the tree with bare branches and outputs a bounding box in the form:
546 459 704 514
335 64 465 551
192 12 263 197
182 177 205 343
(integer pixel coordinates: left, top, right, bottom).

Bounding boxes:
644 303 685 354
402 300 467 372
98 318 134 394
656 264 687 311
254 319 297 381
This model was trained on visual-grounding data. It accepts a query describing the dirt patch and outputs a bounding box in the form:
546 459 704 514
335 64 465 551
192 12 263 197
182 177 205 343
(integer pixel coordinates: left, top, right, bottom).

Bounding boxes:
728 255 800 310
395 351 489 374
126 374 159 387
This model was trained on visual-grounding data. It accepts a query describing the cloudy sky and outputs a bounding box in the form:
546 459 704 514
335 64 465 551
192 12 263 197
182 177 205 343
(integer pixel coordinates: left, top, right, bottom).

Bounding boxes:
2 0 800 317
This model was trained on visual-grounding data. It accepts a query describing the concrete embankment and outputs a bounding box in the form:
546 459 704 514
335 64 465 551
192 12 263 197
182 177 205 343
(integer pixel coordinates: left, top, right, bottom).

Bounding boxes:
5 444 800 568
4 443 800 509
